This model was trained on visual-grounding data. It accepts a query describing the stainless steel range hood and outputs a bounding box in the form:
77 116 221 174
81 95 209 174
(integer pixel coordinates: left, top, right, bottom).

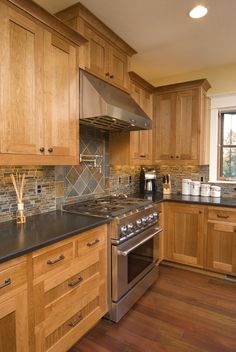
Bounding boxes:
80 70 152 132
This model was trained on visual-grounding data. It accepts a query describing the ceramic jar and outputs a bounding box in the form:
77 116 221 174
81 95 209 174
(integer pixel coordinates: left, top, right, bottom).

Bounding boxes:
182 179 192 195
190 181 201 196
200 183 211 197
211 186 221 198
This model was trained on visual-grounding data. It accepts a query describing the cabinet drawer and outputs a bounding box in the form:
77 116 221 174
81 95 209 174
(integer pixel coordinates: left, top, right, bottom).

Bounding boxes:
33 242 74 279
77 225 107 257
0 260 26 298
208 208 236 223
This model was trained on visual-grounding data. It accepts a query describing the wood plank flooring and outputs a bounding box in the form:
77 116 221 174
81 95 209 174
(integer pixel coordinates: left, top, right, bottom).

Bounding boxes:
69 265 236 352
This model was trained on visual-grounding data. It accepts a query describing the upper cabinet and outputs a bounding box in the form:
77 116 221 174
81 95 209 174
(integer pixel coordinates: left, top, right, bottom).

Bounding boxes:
129 72 154 165
153 79 211 165
56 3 136 92
0 0 86 165
109 72 154 166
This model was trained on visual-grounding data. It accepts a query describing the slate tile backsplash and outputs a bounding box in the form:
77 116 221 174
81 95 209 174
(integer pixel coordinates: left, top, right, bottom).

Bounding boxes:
0 166 55 223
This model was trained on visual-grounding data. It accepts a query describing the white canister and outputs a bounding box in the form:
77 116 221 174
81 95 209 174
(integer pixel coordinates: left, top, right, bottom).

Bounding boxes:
200 184 211 197
211 186 221 198
190 181 201 196
182 179 192 195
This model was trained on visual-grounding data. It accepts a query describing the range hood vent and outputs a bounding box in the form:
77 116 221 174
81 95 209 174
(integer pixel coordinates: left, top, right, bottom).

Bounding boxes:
80 70 152 132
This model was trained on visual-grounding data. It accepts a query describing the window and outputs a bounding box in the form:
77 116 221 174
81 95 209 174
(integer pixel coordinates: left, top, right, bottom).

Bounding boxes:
218 111 236 180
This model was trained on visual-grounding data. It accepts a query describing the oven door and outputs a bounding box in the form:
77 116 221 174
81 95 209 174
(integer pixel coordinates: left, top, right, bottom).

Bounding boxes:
112 224 162 302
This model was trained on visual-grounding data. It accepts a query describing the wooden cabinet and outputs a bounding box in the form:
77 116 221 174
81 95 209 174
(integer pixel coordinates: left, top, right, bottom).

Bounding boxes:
165 203 205 267
0 257 29 352
206 207 236 275
56 3 136 92
153 79 211 165
109 72 154 166
0 0 85 165
32 225 108 352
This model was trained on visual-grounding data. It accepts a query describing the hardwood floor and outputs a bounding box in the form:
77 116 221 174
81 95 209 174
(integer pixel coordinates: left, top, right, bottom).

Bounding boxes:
69 265 236 352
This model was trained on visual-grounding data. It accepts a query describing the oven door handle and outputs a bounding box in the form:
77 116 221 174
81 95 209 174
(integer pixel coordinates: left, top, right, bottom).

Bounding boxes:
117 227 163 256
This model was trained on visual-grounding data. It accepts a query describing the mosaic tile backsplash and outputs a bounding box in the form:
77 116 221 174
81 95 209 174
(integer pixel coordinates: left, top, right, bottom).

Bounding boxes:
0 166 55 223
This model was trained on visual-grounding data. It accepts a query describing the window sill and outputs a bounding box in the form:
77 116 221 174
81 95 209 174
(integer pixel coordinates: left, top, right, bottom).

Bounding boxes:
208 180 236 184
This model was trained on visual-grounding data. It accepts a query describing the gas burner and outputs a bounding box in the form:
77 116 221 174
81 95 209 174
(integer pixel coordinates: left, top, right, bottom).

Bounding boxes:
62 196 152 218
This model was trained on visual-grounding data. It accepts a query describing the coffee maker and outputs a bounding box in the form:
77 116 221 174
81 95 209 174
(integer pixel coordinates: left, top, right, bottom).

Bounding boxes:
140 168 157 193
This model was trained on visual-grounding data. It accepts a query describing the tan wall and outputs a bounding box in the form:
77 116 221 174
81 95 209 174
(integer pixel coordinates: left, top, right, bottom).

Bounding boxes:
150 63 236 96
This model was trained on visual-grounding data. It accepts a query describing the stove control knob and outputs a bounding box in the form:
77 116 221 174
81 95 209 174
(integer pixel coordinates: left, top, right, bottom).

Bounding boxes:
121 226 127 234
153 212 158 218
148 214 154 222
128 223 134 230
136 219 142 227
142 217 148 224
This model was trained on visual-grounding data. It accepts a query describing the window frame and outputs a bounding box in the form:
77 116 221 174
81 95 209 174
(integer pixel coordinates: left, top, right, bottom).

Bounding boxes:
217 110 236 181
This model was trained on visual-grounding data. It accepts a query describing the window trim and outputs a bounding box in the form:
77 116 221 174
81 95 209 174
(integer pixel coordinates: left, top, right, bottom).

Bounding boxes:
209 93 236 183
217 110 236 181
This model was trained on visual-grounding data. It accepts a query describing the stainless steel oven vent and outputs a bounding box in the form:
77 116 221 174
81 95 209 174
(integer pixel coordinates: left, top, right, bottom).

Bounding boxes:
80 70 152 132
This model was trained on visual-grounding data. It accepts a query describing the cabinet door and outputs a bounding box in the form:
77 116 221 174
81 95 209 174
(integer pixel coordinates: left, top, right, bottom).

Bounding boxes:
206 222 236 275
0 4 43 155
81 20 109 79
44 32 77 158
166 204 204 267
153 93 176 162
139 89 152 163
0 290 29 352
175 89 199 161
109 46 129 90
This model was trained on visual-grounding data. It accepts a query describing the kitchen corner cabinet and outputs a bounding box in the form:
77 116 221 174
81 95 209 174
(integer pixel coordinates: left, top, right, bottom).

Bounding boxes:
165 203 205 267
0 1 81 165
32 225 108 352
206 208 236 275
153 79 211 165
109 72 154 166
0 256 29 352
56 3 136 92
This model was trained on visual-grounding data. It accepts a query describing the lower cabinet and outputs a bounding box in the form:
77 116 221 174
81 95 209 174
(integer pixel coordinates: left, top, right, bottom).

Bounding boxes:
206 208 236 275
32 225 108 352
165 203 205 268
0 257 29 352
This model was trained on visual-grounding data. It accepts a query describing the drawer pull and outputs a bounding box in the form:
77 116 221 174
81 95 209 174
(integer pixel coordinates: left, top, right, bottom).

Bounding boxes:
217 214 229 219
0 278 11 289
47 254 65 265
87 239 100 247
139 155 146 158
68 314 83 327
68 276 83 288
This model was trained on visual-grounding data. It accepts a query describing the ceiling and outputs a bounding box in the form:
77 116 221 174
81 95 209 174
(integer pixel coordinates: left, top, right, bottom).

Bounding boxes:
35 0 236 84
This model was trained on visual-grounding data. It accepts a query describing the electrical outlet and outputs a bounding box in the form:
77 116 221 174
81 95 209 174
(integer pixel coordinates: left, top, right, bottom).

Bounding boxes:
35 182 42 195
118 177 121 184
129 176 132 183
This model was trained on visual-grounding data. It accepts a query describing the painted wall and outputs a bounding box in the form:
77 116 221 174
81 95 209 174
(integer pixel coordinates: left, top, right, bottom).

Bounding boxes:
150 63 236 96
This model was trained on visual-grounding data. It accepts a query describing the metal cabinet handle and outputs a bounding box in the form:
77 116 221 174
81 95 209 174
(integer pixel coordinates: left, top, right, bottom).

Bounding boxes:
87 239 100 247
47 254 65 265
48 148 53 153
39 147 45 153
117 228 163 256
140 155 146 158
68 276 83 288
68 314 83 327
0 278 11 289
217 214 229 219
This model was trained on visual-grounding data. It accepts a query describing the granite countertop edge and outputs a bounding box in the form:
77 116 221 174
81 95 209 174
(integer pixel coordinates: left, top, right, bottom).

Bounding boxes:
0 211 110 265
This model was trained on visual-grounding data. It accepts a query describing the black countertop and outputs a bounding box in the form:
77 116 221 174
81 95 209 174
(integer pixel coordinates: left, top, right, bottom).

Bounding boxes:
133 192 236 208
0 210 109 264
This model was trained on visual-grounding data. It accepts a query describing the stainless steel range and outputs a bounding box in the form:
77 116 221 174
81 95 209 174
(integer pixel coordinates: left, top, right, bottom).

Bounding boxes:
63 195 162 322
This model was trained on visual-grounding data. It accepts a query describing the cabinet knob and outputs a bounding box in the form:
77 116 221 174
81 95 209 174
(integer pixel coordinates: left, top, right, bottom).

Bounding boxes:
105 72 110 77
39 147 45 153
170 155 174 159
109 74 114 79
48 148 53 153
176 155 180 159
199 211 202 214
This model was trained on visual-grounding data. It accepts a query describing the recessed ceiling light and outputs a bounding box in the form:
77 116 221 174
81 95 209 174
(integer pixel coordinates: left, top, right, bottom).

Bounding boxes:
189 5 208 19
